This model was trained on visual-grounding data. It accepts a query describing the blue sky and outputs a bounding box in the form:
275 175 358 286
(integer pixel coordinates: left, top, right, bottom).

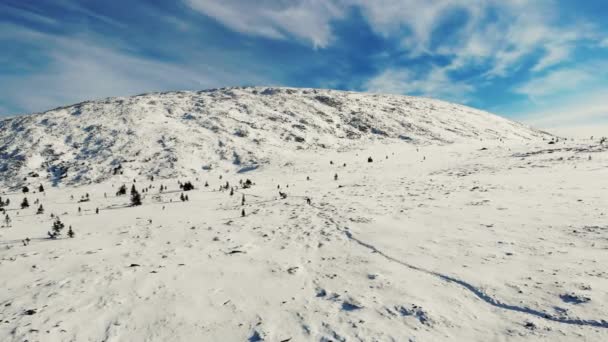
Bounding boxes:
1 0 607 133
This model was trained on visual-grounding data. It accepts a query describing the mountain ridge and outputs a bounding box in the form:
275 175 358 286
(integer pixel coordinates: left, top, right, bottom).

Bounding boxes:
0 86 549 187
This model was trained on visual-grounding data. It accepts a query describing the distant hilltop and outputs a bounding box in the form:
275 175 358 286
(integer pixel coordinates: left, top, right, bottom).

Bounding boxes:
0 87 549 187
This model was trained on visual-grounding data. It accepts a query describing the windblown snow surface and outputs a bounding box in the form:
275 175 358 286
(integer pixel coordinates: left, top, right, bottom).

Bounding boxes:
1 87 608 341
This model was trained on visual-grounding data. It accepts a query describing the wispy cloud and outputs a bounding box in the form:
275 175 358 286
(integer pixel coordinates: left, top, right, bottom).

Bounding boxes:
522 88 608 131
184 0 344 48
0 23 272 114
363 66 474 103
1 3 58 26
514 68 593 99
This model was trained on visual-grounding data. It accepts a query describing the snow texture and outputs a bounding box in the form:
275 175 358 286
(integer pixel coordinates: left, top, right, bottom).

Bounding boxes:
1 87 607 341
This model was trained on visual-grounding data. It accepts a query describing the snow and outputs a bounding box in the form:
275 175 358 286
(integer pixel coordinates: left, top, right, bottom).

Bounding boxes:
0 87 548 188
1 88 607 341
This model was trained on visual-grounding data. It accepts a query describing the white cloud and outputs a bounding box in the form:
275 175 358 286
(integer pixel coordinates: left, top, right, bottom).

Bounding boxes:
0 24 272 114
521 88 608 135
514 68 593 98
531 44 571 72
184 0 343 48
363 66 473 103
0 3 58 26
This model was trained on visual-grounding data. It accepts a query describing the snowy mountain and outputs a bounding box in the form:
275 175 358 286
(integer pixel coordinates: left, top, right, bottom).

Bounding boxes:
0 87 548 187
2 88 608 342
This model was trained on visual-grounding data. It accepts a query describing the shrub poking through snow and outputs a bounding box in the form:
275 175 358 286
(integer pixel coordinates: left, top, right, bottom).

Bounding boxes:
48 218 65 239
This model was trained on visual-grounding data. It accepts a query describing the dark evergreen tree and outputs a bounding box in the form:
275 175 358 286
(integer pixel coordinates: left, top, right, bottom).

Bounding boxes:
183 181 194 191
230 188 234 196
116 184 127 196
38 184 44 192
130 186 142 206
21 197 29 209
334 173 338 181
36 204 44 215
22 186 29 193
241 208 246 217
67 226 75 238
180 193 185 202
241 194 245 206
48 218 65 239
96 208 99 214
204 181 209 187
368 157 373 163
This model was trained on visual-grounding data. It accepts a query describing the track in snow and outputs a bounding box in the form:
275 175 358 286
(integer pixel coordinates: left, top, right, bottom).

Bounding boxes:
341 229 608 329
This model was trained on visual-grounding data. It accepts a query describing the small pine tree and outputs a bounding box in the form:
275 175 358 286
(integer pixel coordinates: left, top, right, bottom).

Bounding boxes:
67 226 75 238
22 186 29 193
204 181 209 187
38 184 44 192
180 193 185 202
241 194 245 206
241 208 246 217
21 197 29 209
130 186 142 206
334 173 338 181
230 188 234 196
116 184 127 196
49 218 65 239
95 208 99 214
36 204 44 215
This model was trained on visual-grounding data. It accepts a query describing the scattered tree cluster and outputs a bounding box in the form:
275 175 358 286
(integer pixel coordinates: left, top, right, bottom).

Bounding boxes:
48 218 65 239
180 181 195 191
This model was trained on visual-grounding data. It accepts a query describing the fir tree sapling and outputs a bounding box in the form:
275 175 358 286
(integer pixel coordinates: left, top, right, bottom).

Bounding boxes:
21 197 29 209
48 218 65 239
116 184 127 196
130 185 142 206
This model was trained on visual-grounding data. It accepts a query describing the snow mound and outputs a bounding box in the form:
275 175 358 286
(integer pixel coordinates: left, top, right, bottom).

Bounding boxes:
0 87 548 187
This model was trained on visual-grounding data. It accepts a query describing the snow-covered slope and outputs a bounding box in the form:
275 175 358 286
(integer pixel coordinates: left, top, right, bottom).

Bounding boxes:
0 87 548 187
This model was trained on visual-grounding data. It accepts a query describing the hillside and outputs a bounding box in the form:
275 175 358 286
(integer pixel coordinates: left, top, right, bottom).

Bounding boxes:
0 87 548 187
